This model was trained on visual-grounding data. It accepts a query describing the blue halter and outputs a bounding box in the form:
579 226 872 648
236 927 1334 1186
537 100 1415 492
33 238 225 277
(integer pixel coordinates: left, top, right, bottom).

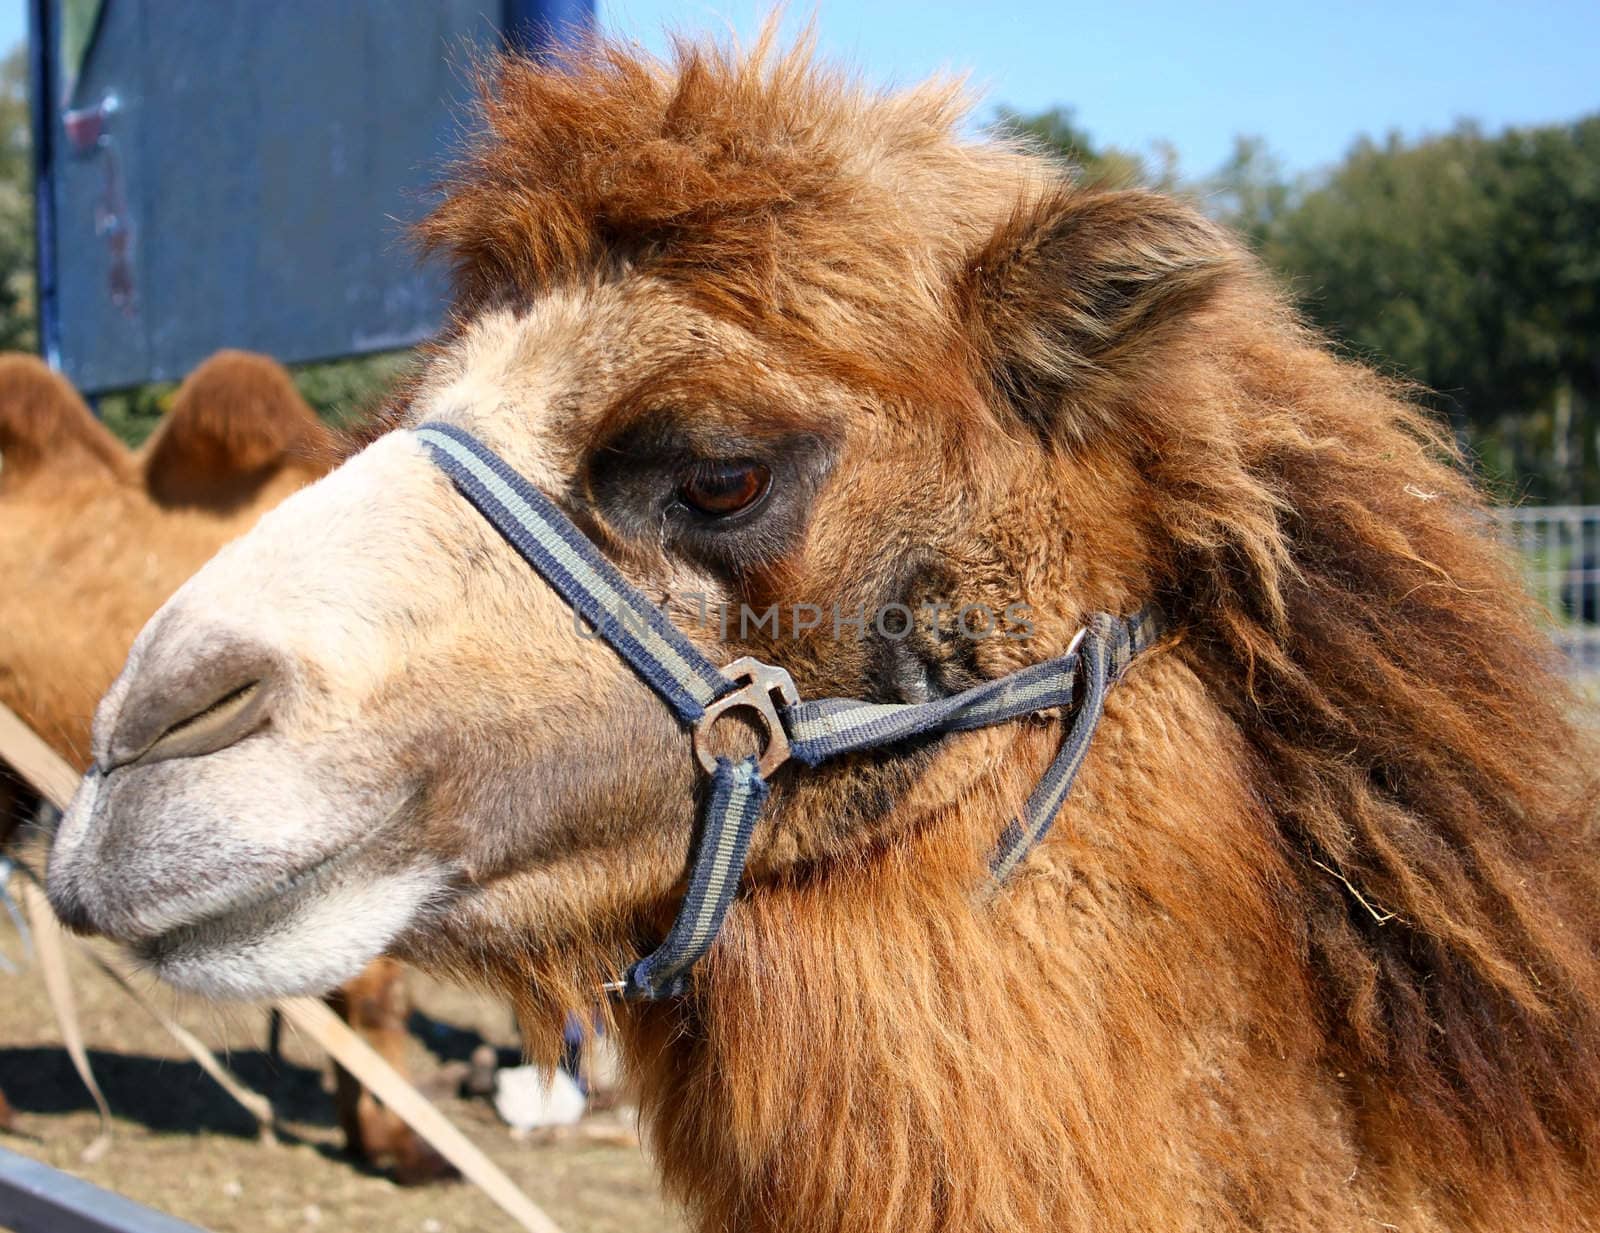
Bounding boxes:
414 422 1160 1000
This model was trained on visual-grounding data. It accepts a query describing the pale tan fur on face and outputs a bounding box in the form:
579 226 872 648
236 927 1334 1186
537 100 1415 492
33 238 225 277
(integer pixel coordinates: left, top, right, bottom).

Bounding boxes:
55 280 860 987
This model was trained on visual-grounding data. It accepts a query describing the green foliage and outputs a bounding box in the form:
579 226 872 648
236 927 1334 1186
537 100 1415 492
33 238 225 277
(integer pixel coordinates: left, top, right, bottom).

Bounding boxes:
0 46 35 353
95 381 173 448
288 350 413 432
996 106 1179 192
1248 117 1600 501
1204 136 1293 249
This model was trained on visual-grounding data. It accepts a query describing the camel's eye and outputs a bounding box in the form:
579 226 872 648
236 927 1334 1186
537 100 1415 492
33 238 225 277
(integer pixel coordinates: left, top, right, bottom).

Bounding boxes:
678 460 771 518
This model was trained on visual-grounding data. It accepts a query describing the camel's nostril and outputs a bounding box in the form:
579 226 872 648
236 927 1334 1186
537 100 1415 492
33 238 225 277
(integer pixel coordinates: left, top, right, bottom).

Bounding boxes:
116 679 267 771
104 634 284 773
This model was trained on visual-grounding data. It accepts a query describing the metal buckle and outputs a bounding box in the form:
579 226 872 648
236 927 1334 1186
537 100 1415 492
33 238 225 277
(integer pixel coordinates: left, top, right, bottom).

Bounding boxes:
693 657 799 779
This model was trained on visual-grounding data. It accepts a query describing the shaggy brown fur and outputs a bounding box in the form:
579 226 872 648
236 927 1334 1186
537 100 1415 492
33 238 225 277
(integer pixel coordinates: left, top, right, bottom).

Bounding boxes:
0 357 127 847
0 355 132 492
141 348 336 509
403 33 1600 1231
0 353 440 1181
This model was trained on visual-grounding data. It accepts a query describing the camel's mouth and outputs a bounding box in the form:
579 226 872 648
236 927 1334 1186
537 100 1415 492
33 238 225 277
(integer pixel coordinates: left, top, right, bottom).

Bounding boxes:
133 812 394 961
131 822 450 1001
49 711 454 1001
118 805 453 1002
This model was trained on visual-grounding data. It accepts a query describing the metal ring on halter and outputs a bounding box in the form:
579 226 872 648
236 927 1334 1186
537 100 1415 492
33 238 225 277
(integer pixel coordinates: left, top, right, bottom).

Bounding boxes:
692 657 799 778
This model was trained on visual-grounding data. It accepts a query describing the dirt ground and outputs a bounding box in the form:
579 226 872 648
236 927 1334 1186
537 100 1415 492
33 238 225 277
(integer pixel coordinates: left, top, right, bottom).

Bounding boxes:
0 886 686 1233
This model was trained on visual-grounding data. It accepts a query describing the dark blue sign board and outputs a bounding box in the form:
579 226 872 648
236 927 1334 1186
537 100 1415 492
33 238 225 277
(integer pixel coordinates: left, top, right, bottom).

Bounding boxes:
28 0 594 394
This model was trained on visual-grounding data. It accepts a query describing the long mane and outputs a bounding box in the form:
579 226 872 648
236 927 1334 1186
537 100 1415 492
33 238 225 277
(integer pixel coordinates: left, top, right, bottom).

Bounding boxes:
1150 300 1600 1182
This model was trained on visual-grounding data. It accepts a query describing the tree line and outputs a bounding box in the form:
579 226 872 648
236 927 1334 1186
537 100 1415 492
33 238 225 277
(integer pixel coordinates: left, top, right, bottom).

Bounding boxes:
1005 105 1600 504
1 44 1596 502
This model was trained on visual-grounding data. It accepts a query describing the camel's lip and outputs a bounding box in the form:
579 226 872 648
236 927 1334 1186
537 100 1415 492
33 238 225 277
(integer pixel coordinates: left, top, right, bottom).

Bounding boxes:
130 811 400 961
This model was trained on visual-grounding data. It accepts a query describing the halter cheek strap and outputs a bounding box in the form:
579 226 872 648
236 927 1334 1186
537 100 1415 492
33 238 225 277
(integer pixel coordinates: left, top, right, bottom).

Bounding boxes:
415 422 1160 1001
412 423 731 724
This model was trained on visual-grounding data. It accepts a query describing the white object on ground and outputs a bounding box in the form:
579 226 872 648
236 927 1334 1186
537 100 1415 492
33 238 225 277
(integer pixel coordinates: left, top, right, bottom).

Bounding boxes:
493 1064 587 1130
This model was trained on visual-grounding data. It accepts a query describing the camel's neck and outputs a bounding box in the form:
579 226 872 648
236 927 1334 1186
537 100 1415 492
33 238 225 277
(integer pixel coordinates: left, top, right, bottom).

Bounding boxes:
621 657 1408 1233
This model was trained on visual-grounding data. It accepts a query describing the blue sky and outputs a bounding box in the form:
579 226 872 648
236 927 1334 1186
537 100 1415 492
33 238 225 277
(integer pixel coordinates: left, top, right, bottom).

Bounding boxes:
6 2 1597 177
602 1 1600 176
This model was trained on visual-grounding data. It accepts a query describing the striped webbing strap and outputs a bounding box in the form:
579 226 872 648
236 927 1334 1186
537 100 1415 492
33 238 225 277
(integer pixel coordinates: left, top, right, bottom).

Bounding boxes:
415 422 733 723
782 610 1161 881
414 423 1160 1000
621 754 770 999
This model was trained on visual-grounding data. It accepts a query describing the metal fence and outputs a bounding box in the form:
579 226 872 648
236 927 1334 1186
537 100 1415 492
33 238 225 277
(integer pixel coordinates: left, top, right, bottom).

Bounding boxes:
0 1146 209 1233
1498 505 1600 675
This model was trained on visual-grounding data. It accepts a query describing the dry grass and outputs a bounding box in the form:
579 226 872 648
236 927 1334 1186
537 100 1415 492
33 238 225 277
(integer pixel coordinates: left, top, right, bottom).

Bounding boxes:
0 882 681 1233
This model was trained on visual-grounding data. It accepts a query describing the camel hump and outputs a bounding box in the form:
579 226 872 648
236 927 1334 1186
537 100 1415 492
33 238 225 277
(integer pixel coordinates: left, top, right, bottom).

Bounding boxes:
0 353 132 491
142 349 337 509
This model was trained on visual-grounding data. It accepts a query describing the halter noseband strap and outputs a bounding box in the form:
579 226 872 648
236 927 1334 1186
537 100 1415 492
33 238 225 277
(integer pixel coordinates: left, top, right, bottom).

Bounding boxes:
415 422 1160 1000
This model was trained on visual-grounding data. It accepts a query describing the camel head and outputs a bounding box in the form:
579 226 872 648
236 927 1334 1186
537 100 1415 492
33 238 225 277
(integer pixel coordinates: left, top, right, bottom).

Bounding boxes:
47 47 1600 1222
47 39 1231 1005
50 33 1222 1010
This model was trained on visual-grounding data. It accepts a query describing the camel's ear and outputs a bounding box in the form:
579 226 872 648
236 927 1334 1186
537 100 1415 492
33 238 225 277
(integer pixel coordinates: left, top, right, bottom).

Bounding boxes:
959 189 1240 442
142 350 336 509
0 353 130 490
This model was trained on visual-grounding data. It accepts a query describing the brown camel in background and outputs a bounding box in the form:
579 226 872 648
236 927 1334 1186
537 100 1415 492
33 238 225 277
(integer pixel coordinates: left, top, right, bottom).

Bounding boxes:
46 33 1600 1232
0 351 446 1180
